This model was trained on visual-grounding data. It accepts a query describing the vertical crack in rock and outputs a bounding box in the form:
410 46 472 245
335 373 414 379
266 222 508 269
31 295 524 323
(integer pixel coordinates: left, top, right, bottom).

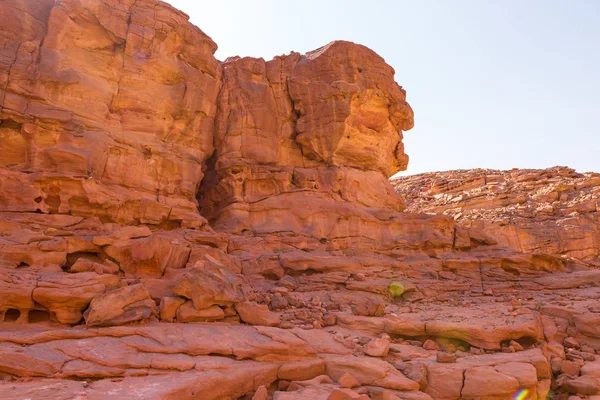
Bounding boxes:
451 226 458 249
0 46 20 115
283 72 306 169
195 62 224 223
459 369 467 398
109 0 137 113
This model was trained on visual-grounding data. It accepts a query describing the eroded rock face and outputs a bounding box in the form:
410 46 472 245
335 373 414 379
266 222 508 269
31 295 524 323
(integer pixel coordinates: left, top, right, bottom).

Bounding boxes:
393 166 600 265
0 0 220 228
198 41 413 235
83 283 156 327
0 1 599 400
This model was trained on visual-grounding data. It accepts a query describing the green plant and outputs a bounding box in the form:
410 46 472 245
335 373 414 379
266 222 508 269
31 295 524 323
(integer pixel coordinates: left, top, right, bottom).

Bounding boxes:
389 282 405 297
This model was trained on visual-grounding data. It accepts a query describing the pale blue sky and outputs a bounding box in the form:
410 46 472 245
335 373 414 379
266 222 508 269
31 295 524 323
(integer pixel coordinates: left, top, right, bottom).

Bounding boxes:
168 0 599 175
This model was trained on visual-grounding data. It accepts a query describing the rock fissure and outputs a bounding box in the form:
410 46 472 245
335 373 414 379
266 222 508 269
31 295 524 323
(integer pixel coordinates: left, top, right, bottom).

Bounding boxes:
0 46 20 115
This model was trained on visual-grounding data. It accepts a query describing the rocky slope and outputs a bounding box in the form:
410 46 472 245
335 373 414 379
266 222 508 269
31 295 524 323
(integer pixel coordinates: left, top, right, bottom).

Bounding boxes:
0 1 599 399
393 167 600 266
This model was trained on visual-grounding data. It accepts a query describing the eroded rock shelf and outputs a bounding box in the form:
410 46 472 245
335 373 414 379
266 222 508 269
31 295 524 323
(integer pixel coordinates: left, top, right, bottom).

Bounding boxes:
0 1 598 399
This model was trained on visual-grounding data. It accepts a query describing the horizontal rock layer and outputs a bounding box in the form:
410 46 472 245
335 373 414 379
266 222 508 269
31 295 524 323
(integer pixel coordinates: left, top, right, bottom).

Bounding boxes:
1 1 599 400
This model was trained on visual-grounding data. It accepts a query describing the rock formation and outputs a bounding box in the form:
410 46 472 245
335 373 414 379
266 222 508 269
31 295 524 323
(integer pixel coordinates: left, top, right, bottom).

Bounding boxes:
0 1 598 399
393 167 600 266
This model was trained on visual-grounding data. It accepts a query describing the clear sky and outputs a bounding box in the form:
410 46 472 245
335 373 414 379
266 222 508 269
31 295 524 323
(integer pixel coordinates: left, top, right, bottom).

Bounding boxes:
168 0 599 175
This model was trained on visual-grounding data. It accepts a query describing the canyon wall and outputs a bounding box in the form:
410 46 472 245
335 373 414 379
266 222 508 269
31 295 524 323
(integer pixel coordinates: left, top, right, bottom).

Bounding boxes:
1 0 220 228
0 1 599 399
393 167 600 265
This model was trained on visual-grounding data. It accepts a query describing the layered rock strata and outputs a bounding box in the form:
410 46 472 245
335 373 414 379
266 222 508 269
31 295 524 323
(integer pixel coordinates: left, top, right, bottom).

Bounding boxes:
393 167 600 265
0 1 599 399
0 0 220 228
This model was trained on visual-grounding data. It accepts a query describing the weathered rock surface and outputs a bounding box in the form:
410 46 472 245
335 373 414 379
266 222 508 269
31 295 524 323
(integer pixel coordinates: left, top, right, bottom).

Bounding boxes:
197 40 414 239
0 1 598 399
393 166 600 265
0 0 221 229
83 283 156 327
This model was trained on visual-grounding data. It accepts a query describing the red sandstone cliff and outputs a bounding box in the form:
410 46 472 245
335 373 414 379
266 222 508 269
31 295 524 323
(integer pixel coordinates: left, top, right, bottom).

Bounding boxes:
0 1 598 399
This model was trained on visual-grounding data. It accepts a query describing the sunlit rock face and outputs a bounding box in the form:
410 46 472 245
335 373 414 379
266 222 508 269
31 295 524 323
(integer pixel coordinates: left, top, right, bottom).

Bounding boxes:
393 166 600 264
291 41 413 176
1 2 599 400
198 41 414 235
1 0 414 236
0 0 221 228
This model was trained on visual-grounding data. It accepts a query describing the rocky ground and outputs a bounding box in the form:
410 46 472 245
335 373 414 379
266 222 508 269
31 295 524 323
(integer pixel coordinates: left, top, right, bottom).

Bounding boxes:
0 1 599 399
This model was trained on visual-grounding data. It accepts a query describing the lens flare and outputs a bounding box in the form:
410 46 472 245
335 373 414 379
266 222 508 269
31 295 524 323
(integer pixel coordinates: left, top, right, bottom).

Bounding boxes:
513 389 532 400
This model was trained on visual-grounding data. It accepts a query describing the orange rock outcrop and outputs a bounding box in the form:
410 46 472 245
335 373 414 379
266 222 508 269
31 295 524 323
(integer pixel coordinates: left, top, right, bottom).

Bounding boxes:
1 0 220 228
393 167 600 266
0 1 598 399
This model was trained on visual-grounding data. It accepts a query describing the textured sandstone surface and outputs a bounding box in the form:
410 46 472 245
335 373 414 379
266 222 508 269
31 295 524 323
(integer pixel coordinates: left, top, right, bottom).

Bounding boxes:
0 1 599 399
393 167 600 265
1 0 220 228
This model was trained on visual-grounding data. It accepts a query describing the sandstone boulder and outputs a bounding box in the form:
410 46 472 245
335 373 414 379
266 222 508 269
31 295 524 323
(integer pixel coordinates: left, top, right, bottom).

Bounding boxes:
236 301 280 327
104 236 191 278
173 259 244 310
83 284 156 327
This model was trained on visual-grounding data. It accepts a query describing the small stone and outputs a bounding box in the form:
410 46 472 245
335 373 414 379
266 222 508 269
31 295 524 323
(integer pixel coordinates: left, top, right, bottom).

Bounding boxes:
270 293 288 310
159 296 186 322
567 348 596 361
423 340 440 351
252 385 268 400
509 340 524 351
565 337 580 349
566 353 585 362
84 284 156 327
398 361 427 387
502 345 516 353
338 372 360 388
582 345 596 354
437 352 457 363
442 343 457 353
327 388 361 400
355 273 366 281
551 357 563 375
235 301 280 327
358 337 370 345
323 313 337 326
365 335 390 357
561 375 600 395
369 388 398 400
278 275 297 290
561 360 582 377
270 287 288 295
177 303 225 322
